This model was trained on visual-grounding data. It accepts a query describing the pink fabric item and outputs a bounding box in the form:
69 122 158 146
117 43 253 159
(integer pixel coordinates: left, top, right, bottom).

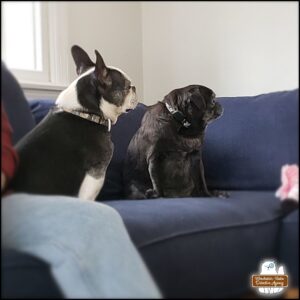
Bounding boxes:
275 164 299 202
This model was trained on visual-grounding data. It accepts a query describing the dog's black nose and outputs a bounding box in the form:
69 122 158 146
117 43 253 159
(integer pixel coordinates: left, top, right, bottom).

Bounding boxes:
131 86 136 93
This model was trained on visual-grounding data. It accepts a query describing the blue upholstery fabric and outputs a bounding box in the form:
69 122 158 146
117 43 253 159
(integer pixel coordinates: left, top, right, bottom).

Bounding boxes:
1 62 35 144
99 104 147 200
203 90 299 191
105 191 282 298
1 249 63 298
29 99 55 125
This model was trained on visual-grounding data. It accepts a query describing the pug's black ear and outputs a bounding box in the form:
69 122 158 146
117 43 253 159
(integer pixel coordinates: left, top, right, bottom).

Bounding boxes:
71 45 95 75
94 50 112 87
190 93 204 110
188 88 207 111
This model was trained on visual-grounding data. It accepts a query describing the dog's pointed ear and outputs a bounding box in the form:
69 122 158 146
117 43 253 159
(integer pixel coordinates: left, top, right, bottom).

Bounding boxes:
71 45 94 75
94 50 112 87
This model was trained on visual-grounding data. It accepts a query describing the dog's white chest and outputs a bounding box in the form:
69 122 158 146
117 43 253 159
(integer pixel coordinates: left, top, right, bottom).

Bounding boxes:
78 174 105 201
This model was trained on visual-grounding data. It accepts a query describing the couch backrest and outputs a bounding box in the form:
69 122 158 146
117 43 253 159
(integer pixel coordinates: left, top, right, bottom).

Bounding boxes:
100 89 299 199
203 89 299 191
99 104 147 200
3 62 296 197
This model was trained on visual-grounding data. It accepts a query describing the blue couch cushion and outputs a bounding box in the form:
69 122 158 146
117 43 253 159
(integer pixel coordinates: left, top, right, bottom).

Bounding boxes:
105 191 283 298
1 62 36 144
203 89 299 191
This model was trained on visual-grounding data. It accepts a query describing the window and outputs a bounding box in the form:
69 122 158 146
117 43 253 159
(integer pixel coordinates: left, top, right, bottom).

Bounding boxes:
2 1 49 83
1 1 69 91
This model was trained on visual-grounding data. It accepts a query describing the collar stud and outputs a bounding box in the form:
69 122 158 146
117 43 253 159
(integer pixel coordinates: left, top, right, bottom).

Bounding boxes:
164 102 191 128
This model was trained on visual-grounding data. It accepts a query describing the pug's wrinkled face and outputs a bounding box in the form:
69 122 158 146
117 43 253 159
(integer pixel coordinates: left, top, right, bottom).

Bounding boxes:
165 84 223 135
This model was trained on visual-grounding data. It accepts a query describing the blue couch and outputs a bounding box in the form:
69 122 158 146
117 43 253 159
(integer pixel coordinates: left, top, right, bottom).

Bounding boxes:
99 89 299 298
2 61 299 298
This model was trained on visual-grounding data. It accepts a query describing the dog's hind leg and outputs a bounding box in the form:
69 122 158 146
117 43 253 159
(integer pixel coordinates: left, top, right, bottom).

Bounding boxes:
146 155 162 198
126 183 147 200
193 153 229 198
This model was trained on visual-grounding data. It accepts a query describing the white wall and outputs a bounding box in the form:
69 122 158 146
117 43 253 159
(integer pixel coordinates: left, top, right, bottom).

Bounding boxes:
142 2 299 104
66 1 143 100
23 2 298 104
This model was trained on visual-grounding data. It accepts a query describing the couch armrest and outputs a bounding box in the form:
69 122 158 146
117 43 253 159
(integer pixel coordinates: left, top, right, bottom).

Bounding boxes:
1 248 63 298
279 209 299 287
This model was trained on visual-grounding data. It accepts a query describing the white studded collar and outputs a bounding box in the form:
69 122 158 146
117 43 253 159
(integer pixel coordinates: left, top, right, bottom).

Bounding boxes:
52 106 111 132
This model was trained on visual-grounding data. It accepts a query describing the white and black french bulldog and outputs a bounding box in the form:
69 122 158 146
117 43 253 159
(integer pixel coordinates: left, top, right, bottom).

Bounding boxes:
11 45 138 200
124 85 227 199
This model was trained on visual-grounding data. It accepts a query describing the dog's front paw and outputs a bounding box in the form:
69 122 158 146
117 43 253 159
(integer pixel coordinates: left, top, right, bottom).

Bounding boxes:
211 190 230 198
145 189 159 199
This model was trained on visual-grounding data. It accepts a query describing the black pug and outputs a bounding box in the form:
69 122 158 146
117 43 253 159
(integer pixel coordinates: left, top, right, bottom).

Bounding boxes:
124 84 228 199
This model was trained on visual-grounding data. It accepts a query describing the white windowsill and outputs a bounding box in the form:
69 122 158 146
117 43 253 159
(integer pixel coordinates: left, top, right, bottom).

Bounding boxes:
21 81 67 91
20 81 68 100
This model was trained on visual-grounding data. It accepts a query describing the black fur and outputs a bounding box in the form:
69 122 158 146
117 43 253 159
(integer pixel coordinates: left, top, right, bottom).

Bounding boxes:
10 45 136 198
124 85 227 199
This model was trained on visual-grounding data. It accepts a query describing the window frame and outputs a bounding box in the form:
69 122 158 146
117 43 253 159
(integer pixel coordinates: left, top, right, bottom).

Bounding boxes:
2 2 50 83
2 2 70 91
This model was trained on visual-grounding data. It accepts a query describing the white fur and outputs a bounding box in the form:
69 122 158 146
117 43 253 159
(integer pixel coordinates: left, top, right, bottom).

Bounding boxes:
100 89 137 124
56 67 95 110
78 173 105 201
100 99 120 124
104 65 137 120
